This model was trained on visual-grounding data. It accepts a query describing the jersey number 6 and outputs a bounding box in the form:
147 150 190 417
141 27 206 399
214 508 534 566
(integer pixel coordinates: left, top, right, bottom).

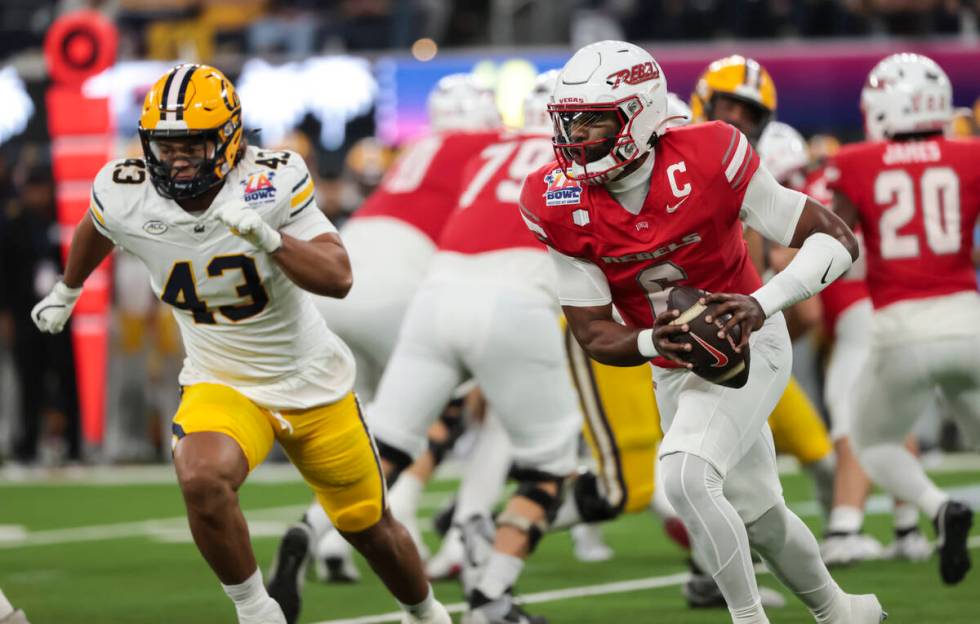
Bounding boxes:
161 254 269 324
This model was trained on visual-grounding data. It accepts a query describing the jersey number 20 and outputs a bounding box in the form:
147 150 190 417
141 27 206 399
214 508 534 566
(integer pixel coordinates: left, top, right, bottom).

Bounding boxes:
161 255 269 324
875 167 961 258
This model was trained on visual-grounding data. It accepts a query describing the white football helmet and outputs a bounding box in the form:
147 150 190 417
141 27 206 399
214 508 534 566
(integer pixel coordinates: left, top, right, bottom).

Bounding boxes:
523 69 560 134
428 73 502 132
757 121 809 187
861 53 952 141
549 40 668 183
663 92 692 129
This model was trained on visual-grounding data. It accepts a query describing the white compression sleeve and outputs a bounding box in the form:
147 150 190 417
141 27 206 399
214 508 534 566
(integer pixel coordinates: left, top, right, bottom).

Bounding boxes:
751 232 853 317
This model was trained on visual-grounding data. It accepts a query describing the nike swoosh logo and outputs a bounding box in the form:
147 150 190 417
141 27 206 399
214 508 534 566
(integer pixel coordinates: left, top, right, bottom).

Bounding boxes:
690 333 729 368
666 196 689 213
821 261 833 284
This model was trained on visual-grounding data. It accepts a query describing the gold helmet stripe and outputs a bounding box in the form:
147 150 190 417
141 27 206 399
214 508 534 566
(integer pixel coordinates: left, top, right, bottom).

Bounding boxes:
162 64 198 122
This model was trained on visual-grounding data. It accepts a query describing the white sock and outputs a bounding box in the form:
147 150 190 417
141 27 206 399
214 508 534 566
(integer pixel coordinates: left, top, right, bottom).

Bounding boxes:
660 453 764 620
893 502 919 532
221 568 275 618
455 412 511 521
398 584 435 619
303 499 334 544
475 552 525 600
389 472 425 523
858 443 948 518
0 589 14 618
745 504 842 621
827 505 864 534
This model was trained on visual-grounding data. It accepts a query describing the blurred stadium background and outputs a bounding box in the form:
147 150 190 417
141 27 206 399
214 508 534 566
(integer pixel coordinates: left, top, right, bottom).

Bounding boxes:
1 1 979 623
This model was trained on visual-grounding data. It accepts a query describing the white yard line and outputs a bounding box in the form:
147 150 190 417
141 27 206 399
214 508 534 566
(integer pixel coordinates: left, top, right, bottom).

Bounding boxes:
3 453 979 486
314 536 980 624
311 573 692 624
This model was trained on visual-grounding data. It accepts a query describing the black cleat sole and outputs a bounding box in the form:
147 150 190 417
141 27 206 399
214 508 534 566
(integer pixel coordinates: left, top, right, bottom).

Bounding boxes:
268 525 311 624
937 501 974 585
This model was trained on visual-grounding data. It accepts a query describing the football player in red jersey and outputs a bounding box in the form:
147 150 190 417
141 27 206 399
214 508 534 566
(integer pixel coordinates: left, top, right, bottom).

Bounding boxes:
521 41 881 623
266 74 505 619
367 70 583 624
830 53 980 586
802 160 934 566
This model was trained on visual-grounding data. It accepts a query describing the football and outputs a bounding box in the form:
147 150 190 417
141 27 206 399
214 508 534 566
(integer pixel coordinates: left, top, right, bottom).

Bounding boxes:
666 286 750 388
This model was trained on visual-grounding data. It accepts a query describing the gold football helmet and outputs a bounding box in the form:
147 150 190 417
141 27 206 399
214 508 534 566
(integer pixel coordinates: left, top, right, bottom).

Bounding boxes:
690 55 777 139
139 63 244 200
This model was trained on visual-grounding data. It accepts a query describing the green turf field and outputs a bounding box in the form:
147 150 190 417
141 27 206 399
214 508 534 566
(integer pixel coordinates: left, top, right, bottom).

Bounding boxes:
1 468 978 623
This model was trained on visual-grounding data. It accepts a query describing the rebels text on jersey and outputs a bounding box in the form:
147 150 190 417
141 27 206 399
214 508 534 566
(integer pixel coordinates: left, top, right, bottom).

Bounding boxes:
439 132 554 254
88 146 354 404
520 121 763 337
805 166 869 333
354 130 504 244
828 137 980 309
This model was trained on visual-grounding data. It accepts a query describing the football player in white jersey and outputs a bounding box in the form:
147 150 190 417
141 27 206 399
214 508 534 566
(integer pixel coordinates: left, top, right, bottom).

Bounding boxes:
30 64 450 624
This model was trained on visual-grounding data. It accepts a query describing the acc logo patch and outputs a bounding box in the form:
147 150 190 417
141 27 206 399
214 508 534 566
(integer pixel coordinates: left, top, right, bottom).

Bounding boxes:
606 62 660 89
241 171 277 204
543 168 582 206
143 220 168 235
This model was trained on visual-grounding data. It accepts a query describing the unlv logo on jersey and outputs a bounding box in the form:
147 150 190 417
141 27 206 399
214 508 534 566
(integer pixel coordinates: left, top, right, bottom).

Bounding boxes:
606 62 660 89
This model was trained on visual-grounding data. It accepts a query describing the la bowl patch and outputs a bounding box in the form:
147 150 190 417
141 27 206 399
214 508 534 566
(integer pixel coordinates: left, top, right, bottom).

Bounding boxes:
543 168 582 206
241 171 277 204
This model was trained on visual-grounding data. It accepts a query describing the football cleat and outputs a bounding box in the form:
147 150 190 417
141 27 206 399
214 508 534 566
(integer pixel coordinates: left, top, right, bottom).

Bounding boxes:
401 599 453 624
570 523 614 563
683 560 786 609
934 500 974 585
821 532 884 567
314 529 360 583
835 593 887 623
882 527 932 562
462 590 547 624
267 523 311 624
426 526 464 580
238 598 288 624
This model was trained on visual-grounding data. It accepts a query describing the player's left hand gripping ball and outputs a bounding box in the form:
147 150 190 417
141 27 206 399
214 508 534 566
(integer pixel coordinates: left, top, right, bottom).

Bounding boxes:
214 202 283 253
31 281 82 334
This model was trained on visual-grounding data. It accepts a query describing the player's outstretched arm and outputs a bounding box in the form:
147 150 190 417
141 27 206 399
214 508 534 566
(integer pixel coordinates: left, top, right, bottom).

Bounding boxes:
32 212 115 334
271 232 352 298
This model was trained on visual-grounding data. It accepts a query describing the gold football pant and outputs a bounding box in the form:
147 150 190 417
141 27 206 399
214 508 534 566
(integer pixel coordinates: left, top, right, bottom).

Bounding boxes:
172 383 385 532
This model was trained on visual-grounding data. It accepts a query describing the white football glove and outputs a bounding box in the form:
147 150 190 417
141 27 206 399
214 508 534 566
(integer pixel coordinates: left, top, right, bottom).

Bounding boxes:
31 281 82 334
214 203 283 253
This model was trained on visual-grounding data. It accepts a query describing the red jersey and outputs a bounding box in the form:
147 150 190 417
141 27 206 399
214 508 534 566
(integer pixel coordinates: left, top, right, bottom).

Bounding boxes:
439 133 554 254
806 166 869 333
354 130 502 243
828 137 980 309
520 121 763 366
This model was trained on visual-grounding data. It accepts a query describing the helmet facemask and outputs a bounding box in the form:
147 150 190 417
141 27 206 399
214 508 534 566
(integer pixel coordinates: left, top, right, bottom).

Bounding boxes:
139 117 240 201
549 96 648 184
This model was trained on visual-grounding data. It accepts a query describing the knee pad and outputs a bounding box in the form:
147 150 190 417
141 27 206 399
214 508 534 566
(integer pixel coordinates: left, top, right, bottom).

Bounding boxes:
572 470 623 523
501 469 566 552
427 399 467 465
376 440 413 485
319 495 383 534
